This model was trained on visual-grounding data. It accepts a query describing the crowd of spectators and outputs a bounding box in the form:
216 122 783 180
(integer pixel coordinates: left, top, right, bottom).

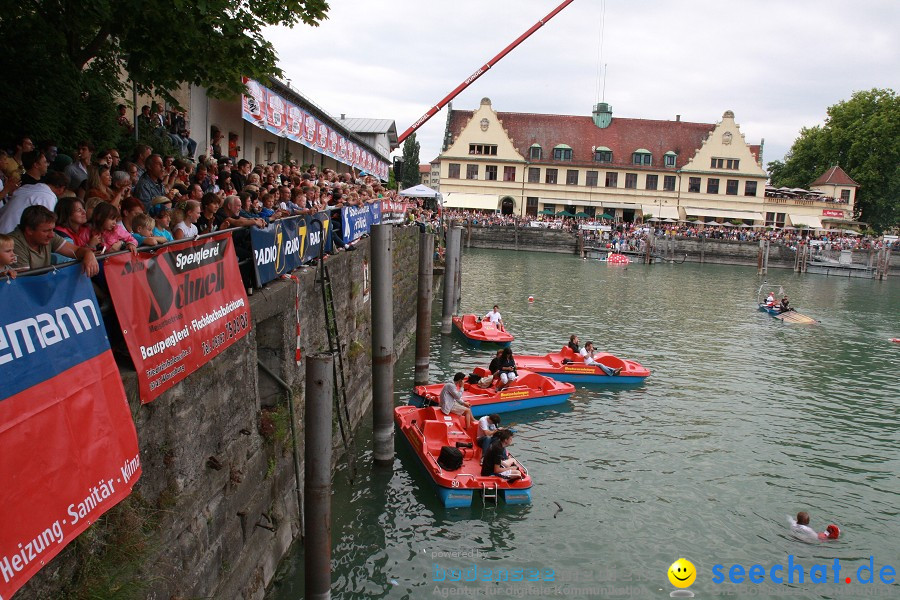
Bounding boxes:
0 132 406 282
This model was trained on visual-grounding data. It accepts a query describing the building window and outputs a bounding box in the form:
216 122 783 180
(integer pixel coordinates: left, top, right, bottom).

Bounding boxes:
566 170 578 185
594 150 612 163
448 163 460 179
528 167 540 183
663 175 676 191
530 146 542 160
503 166 516 182
586 171 598 187
484 165 498 181
553 147 573 160
466 164 478 179
688 177 701 193
707 178 719 194
726 179 739 195
469 144 497 156
840 189 851 201
625 173 638 189
632 152 651 165
605 172 618 188
526 197 538 216
545 169 558 184
745 181 758 196
711 157 740 170
645 174 658 190
664 153 676 167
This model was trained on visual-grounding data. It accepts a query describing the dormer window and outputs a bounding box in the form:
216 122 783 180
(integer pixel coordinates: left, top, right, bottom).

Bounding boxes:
594 146 612 163
664 151 677 167
530 144 542 160
632 149 651 166
553 144 573 160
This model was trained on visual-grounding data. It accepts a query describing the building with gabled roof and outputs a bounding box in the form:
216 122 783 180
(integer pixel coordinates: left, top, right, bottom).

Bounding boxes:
438 98 863 229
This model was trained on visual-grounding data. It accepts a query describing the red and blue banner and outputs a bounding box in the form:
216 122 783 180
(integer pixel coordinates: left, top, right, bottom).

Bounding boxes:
250 213 333 286
0 267 141 599
105 233 252 403
241 77 390 180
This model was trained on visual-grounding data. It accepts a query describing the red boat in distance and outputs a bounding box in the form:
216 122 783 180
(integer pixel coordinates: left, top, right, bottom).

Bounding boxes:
452 314 514 348
515 347 650 385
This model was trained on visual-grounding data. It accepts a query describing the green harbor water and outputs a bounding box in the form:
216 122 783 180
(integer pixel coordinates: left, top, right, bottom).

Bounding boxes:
269 249 899 600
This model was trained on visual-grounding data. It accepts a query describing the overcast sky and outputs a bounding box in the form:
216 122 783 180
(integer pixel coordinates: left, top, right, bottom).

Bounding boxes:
266 0 899 168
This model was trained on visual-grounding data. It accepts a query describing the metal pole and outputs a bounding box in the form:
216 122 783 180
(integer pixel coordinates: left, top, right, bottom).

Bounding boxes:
763 240 770 274
305 353 333 600
441 226 461 334
414 232 434 385
453 227 463 315
370 223 394 465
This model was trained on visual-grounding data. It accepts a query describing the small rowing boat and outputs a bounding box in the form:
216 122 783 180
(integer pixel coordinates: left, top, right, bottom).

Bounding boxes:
410 369 574 416
452 314 514 347
756 283 818 324
394 405 532 507
515 348 650 384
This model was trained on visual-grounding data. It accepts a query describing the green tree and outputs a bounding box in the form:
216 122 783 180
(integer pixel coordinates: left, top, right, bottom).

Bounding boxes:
0 0 329 151
767 89 900 231
399 134 421 190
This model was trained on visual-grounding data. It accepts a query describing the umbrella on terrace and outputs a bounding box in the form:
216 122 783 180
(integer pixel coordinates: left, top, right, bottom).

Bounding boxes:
539 209 555 215
599 213 614 219
575 211 591 218
556 210 575 217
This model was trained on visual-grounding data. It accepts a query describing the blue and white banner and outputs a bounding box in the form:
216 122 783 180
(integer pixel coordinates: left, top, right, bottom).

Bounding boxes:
341 203 383 244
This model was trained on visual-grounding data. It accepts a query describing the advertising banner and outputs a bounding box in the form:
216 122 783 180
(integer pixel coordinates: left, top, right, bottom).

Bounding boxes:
302 212 333 263
342 204 373 244
251 216 305 286
241 78 389 179
0 268 141 599
105 233 252 403
822 209 844 218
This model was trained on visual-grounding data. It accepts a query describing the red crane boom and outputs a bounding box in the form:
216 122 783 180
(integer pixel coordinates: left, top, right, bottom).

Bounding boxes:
397 0 575 144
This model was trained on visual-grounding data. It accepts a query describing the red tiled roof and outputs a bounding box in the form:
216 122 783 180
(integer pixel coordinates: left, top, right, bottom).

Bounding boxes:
446 110 717 170
810 166 858 187
418 164 431 173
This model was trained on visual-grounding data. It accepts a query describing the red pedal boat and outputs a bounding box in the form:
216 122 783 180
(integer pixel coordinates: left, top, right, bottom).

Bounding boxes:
516 347 650 384
394 405 532 507
452 314 514 348
410 368 574 416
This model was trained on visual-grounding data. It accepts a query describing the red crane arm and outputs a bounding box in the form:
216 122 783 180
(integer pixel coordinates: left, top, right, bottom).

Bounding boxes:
397 0 575 144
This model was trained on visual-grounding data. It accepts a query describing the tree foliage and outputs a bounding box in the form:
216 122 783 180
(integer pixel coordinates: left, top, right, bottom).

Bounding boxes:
767 89 900 231
400 134 421 190
0 0 329 150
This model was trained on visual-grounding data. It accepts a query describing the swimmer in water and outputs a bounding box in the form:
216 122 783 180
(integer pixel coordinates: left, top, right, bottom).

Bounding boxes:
790 511 840 541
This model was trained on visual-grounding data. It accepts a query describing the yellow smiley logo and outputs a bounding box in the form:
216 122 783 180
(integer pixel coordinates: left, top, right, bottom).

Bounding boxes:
668 558 696 588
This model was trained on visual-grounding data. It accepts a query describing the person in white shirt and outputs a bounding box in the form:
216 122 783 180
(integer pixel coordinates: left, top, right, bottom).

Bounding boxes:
483 305 503 329
0 152 62 233
580 341 621 376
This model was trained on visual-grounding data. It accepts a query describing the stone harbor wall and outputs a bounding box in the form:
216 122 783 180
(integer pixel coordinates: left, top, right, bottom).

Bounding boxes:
18 226 425 600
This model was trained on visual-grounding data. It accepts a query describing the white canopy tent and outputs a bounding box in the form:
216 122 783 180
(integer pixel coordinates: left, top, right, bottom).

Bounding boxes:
398 184 441 198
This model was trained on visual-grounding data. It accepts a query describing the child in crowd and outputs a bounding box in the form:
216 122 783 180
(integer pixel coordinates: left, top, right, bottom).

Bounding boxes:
172 200 201 240
0 233 18 279
150 204 174 242
89 202 137 254
131 214 168 246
